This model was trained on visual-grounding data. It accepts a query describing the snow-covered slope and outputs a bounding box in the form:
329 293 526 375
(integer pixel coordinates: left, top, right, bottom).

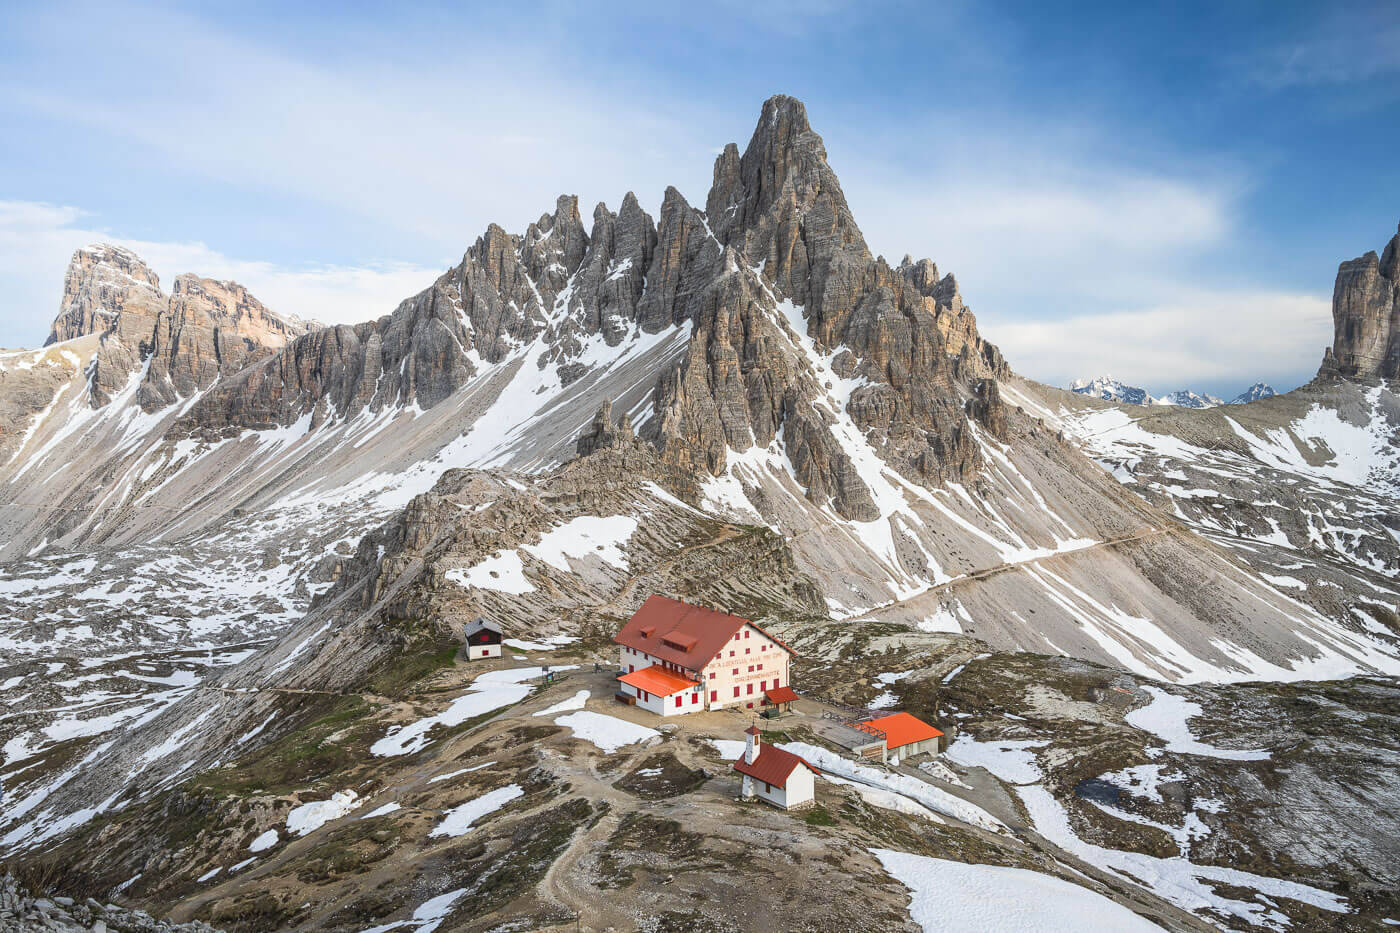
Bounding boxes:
1016 377 1399 661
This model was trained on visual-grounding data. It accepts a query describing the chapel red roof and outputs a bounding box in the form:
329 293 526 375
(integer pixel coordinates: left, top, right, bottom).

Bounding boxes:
617 665 699 697
732 745 820 788
613 595 793 670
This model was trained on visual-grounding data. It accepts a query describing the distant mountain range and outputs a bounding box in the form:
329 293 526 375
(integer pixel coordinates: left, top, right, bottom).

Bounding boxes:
1069 376 1276 408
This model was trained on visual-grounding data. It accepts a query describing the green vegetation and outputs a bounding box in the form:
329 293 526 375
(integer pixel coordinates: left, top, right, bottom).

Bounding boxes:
191 693 374 796
367 640 460 697
802 805 836 826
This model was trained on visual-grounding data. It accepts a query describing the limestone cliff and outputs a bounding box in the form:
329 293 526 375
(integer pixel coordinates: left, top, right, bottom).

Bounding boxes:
45 244 315 408
1321 221 1400 381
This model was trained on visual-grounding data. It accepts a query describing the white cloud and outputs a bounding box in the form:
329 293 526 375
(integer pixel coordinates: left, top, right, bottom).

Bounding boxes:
835 139 1329 392
0 199 439 346
7 9 719 250
990 289 1331 394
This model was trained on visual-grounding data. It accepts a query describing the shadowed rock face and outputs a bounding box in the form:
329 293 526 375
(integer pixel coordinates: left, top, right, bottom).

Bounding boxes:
46 244 314 408
1324 221 1400 381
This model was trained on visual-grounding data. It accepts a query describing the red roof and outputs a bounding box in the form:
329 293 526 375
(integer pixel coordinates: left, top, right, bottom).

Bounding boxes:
764 686 799 705
732 745 820 788
864 712 944 750
618 665 699 697
613 595 794 670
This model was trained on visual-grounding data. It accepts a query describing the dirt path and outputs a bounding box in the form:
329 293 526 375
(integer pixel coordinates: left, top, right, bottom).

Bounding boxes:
848 525 1168 620
596 522 743 617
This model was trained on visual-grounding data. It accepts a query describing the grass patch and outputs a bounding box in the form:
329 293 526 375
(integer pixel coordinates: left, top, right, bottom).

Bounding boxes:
191 693 374 796
802 805 836 827
368 641 460 697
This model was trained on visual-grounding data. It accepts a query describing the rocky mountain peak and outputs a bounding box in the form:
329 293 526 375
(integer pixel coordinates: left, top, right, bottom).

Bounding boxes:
705 94 867 312
1323 220 1400 381
48 244 165 346
44 242 314 409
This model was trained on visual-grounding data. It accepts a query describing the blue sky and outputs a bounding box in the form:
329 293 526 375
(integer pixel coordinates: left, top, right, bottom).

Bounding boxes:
2 0 1397 397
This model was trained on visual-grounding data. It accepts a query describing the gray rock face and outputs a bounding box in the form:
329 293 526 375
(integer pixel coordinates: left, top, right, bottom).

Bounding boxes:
1323 221 1400 381
169 95 1007 521
44 245 314 409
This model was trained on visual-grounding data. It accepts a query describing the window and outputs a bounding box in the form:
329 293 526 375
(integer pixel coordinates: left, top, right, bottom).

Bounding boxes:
744 630 750 639
757 664 763 671
773 675 780 687
710 690 717 702
764 782 771 793
732 668 738 676
733 686 740 697
729 650 735 657
675 696 682 708
761 645 767 651
708 672 716 680
748 665 754 673
747 683 754 695
629 664 635 673
691 693 699 704
745 647 751 655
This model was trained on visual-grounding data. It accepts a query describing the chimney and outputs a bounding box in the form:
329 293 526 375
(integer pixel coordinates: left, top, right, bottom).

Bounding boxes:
745 724 761 764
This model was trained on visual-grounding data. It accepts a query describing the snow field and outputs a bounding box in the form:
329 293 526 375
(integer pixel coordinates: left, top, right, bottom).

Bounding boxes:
371 666 577 757
944 736 1048 784
872 848 1167 932
429 785 524 838
779 741 1004 832
551 711 660 753
1125 687 1269 761
286 790 359 836
533 689 590 717
1016 784 1346 930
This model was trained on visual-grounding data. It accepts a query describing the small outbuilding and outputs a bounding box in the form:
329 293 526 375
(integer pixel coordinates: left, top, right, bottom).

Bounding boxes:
763 685 799 717
463 618 503 661
863 712 943 762
732 725 820 809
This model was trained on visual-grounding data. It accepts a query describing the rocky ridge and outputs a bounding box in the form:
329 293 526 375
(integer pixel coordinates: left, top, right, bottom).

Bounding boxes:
46 244 314 409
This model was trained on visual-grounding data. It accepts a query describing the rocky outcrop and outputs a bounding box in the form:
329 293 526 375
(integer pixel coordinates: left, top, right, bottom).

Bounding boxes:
0 874 222 932
575 399 636 456
1322 221 1400 381
44 245 315 408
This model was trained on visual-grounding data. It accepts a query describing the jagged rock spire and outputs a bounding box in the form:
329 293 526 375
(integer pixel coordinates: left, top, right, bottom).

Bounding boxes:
704 94 868 310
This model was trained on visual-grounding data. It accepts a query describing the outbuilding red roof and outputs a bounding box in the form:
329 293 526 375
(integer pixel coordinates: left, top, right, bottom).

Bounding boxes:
613 595 793 670
618 665 699 697
864 712 944 750
732 745 820 788
764 686 799 705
